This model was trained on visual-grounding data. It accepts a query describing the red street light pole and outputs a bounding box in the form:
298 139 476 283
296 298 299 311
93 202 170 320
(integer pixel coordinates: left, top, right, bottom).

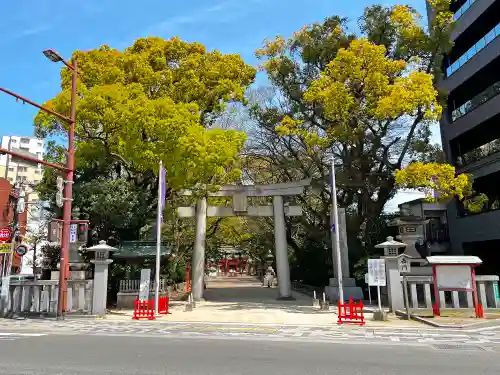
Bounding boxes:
0 49 77 319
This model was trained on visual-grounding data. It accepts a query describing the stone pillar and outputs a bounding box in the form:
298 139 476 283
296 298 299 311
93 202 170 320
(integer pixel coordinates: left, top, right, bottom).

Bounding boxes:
192 197 207 301
90 259 113 317
273 195 293 300
337 208 350 278
384 256 404 312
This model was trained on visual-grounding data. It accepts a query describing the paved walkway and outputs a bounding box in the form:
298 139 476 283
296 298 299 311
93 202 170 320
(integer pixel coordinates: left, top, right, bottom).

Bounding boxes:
109 276 422 327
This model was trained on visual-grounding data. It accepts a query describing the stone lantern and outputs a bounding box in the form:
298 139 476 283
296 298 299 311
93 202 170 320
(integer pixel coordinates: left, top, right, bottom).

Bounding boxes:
389 215 429 259
375 236 411 312
375 236 407 256
86 240 117 317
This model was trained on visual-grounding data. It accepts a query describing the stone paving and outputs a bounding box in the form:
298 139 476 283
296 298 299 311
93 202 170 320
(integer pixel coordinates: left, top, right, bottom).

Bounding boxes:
109 276 422 327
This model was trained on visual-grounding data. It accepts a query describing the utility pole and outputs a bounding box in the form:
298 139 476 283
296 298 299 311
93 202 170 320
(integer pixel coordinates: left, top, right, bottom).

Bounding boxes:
330 159 344 303
1 48 78 319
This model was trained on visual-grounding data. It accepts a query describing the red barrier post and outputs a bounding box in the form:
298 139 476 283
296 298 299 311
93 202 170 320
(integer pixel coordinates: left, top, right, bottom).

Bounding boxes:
158 296 169 315
132 299 156 320
337 296 365 326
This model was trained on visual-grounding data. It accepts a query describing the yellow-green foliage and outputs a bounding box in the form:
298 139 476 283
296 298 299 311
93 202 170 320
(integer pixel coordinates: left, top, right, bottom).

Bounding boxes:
35 37 256 190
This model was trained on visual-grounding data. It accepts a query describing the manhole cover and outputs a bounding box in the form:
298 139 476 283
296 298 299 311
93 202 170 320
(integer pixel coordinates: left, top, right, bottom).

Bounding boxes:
433 343 484 351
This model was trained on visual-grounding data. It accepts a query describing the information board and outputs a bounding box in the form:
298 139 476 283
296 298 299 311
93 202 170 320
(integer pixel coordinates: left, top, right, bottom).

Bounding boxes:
139 268 151 301
367 259 386 287
436 265 472 289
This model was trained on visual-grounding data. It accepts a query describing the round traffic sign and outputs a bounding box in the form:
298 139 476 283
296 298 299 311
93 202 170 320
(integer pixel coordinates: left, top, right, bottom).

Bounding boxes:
0 227 12 242
15 245 28 257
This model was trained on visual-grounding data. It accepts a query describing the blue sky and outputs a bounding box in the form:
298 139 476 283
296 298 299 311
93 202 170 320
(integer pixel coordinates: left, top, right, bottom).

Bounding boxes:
0 0 427 210
0 0 425 137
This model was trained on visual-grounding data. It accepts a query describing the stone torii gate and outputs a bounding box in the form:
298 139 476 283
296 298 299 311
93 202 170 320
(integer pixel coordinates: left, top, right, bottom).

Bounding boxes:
177 180 311 301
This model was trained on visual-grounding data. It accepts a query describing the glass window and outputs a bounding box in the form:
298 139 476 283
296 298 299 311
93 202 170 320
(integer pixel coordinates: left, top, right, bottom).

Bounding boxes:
484 30 496 45
459 53 468 68
467 45 477 60
476 38 486 52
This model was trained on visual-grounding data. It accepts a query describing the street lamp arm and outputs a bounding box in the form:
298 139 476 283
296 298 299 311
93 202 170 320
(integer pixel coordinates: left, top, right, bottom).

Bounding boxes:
0 147 69 172
0 87 72 124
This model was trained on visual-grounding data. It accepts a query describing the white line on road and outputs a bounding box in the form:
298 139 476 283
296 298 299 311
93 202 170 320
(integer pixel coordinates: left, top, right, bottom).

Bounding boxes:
0 332 47 337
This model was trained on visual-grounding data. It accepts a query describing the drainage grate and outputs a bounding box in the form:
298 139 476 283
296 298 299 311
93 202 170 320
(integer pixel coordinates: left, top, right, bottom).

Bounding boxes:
432 343 484 351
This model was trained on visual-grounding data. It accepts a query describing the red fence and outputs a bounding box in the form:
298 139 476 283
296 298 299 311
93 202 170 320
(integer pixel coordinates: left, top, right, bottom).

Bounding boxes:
133 297 170 320
159 296 169 315
337 297 365 326
133 299 156 320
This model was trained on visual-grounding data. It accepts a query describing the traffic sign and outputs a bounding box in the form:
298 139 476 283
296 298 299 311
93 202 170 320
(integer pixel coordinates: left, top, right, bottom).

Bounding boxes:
15 244 28 257
0 243 12 254
0 227 12 242
367 258 386 286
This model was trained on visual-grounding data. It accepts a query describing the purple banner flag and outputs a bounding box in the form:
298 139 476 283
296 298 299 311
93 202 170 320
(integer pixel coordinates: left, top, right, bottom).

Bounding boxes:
159 165 166 222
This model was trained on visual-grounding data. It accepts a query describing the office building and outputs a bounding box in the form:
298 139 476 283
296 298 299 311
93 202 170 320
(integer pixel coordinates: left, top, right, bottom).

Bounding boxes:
0 136 46 271
431 0 500 274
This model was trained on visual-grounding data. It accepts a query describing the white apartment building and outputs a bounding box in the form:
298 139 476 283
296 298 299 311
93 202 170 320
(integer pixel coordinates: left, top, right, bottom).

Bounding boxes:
0 136 46 274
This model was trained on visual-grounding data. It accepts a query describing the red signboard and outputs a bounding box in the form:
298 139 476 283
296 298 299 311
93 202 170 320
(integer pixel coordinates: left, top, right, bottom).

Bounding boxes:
0 227 12 242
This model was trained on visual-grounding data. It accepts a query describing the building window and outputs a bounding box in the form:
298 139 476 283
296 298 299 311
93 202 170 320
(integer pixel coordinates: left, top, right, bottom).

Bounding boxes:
7 177 13 182
35 170 41 174
457 139 500 166
453 0 476 21
446 22 500 77
8 167 14 172
452 81 500 121
20 138 30 144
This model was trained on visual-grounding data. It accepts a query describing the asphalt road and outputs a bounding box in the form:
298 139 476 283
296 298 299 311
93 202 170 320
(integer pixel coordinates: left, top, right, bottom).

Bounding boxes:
0 334 499 375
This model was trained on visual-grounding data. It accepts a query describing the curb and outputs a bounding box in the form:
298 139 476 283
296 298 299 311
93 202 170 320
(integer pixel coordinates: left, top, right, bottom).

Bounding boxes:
395 309 500 329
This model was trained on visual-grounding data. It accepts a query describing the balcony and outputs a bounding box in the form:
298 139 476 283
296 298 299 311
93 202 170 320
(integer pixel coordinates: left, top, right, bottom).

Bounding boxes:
451 0 496 41
442 24 500 93
447 23 500 77
453 0 476 22
451 80 500 121
451 205 500 242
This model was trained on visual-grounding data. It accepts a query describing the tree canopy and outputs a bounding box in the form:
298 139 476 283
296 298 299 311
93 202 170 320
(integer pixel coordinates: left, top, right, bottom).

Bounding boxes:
35 37 256 191
35 37 256 243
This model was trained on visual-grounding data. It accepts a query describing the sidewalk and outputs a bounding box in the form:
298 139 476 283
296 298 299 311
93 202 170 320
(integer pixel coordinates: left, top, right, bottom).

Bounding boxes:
107 276 423 328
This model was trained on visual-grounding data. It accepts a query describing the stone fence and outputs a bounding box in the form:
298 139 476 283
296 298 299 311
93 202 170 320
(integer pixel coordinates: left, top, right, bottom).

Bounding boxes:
116 279 186 309
403 275 499 311
1 279 93 318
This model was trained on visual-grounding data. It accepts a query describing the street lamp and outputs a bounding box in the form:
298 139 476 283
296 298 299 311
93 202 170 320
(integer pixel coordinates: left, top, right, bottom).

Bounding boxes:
42 49 63 63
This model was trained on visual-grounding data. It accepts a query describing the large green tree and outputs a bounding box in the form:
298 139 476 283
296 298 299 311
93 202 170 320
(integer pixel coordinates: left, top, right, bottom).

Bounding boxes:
242 2 456 283
36 37 256 243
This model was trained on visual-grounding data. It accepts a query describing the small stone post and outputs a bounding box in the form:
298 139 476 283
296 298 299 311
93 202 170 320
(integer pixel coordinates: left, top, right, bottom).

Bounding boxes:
90 258 113 316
